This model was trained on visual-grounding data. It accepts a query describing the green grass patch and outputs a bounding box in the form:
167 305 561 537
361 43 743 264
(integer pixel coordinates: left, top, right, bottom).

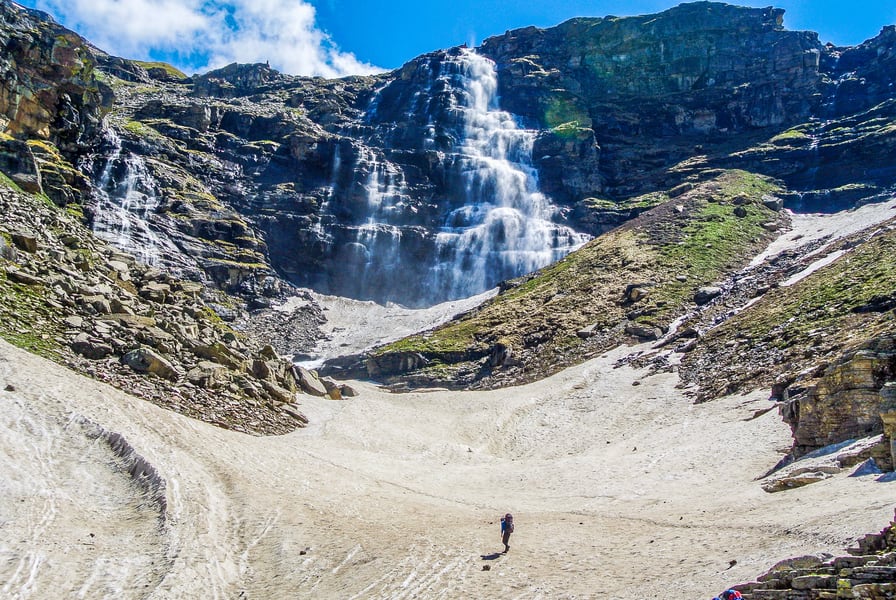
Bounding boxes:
123 120 167 142
0 275 63 358
374 318 484 356
769 128 811 144
133 60 188 80
729 232 896 346
0 171 23 193
661 202 768 280
583 191 669 212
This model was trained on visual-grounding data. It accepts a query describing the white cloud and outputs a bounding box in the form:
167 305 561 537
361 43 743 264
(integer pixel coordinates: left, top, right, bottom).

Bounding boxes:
32 0 383 77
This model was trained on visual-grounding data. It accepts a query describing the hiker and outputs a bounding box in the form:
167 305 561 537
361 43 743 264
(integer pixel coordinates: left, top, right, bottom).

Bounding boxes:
500 513 514 553
714 590 743 600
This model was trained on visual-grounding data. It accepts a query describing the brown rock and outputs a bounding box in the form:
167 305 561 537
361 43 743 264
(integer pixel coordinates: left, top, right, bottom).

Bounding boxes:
70 338 114 359
5 268 42 285
624 322 662 341
294 366 328 397
262 380 296 404
10 230 38 253
121 347 180 381
694 286 723 305
186 361 231 389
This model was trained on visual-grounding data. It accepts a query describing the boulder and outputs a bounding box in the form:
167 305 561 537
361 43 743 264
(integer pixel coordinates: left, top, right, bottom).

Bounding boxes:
139 282 171 303
624 322 663 341
576 323 599 339
5 268 42 285
258 344 279 360
10 230 38 253
192 342 246 369
762 194 784 211
262 380 296 404
320 376 343 400
0 235 16 261
121 347 180 381
294 366 328 397
761 469 834 492
83 295 112 314
70 338 114 359
63 315 84 328
107 260 131 280
283 404 309 424
340 384 359 398
623 282 654 304
186 361 231 388
251 359 273 381
694 286 723 305
136 326 177 351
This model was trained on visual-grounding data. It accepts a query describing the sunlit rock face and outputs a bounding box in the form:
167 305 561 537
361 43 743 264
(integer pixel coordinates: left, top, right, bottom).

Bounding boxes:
5 1 896 308
479 3 825 198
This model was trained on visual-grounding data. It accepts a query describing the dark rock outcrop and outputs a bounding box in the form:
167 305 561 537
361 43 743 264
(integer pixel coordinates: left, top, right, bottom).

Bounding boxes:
0 2 110 148
0 1 889 307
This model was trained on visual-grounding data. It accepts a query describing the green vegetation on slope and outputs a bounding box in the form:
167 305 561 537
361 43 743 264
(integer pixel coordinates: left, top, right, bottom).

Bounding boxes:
371 170 784 388
0 272 63 358
133 60 188 80
681 217 896 399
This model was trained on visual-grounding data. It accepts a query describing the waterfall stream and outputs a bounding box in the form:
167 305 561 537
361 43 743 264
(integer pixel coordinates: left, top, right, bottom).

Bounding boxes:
92 130 163 265
425 49 591 299
331 48 590 306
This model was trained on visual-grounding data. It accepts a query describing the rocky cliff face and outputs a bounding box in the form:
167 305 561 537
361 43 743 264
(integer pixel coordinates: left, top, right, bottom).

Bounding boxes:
3 1 894 309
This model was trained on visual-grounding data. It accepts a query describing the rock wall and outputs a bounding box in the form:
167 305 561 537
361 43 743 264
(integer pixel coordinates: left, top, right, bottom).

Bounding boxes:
3 1 896 308
780 335 896 459
0 2 109 146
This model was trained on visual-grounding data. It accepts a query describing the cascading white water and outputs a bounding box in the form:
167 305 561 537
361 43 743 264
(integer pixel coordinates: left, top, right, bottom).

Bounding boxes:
346 147 411 295
427 49 591 298
360 148 407 224
92 130 163 265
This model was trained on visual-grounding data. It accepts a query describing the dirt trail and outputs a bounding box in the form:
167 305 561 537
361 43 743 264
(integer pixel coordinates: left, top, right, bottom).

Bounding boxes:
2 201 896 599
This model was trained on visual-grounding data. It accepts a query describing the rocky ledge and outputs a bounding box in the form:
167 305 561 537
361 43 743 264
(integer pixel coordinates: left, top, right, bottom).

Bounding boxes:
722 510 896 599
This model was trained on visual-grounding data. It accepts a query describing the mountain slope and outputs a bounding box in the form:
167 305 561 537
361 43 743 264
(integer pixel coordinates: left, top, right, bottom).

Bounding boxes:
5 1 896 306
364 169 786 387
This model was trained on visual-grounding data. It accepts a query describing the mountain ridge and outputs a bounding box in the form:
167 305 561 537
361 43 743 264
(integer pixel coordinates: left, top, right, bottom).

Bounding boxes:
3 1 896 595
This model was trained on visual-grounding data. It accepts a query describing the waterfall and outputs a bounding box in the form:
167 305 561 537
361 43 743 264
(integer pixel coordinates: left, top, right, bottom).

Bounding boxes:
337 147 410 296
316 48 590 306
92 130 163 265
426 49 591 299
360 148 408 223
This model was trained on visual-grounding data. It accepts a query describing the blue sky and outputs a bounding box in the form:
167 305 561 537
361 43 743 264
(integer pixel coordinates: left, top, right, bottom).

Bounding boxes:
16 0 896 76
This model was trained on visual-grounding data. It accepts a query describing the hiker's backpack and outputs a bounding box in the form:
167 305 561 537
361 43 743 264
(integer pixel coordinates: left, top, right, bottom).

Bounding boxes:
505 517 514 533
